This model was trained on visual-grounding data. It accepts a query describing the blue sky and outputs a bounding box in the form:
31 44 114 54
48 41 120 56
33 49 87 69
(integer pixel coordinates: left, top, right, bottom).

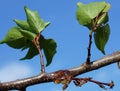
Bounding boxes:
0 0 120 91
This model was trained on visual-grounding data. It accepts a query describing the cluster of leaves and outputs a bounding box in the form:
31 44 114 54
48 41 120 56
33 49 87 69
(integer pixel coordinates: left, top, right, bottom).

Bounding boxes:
76 2 110 54
0 6 57 66
0 2 110 66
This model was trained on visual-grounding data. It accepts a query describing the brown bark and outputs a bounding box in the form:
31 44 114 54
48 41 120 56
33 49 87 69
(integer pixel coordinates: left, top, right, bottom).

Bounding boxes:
0 50 120 91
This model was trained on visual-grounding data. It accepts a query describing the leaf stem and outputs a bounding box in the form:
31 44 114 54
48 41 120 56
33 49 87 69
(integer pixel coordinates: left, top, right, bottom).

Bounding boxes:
34 33 45 73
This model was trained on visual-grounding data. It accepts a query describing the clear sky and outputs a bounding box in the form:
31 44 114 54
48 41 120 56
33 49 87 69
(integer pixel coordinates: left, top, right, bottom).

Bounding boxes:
0 0 120 91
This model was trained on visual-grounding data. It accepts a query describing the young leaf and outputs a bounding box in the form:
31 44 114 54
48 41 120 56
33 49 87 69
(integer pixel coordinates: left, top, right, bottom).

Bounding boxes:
76 3 92 26
96 3 110 25
94 24 110 54
20 44 38 60
102 3 111 12
6 38 27 49
14 19 30 31
24 6 50 34
97 13 109 25
0 27 23 44
0 27 29 49
42 39 57 66
19 29 36 41
76 2 110 27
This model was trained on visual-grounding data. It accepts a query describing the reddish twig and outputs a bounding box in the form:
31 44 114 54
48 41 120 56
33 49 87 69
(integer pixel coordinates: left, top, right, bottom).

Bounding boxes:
89 79 114 89
34 33 45 73
73 77 114 90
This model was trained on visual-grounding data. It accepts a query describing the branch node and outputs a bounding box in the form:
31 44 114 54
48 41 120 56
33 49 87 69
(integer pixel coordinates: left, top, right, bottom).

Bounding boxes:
53 70 73 90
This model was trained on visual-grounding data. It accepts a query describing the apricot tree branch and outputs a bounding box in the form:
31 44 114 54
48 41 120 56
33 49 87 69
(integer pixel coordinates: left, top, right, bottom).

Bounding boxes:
0 50 120 91
70 50 120 76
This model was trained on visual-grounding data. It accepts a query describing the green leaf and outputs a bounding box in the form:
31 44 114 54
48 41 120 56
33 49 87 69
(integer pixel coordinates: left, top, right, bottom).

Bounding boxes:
21 40 33 51
19 29 36 41
24 6 50 34
20 44 38 60
102 3 111 12
97 12 109 25
94 24 110 54
42 39 57 66
96 3 110 25
0 27 29 49
76 2 110 27
76 3 91 26
14 19 30 31
6 38 27 49
0 27 23 44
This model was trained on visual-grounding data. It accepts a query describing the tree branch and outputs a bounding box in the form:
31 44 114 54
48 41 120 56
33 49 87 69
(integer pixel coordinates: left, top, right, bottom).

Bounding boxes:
0 50 120 90
69 50 120 76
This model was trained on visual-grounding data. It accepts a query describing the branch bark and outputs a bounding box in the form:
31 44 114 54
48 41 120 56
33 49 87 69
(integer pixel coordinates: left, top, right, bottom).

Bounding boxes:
0 50 120 91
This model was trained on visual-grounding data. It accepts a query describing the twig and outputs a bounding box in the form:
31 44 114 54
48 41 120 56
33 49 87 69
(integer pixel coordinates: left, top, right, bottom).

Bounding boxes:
73 77 114 90
86 31 93 64
34 33 45 73
89 79 114 89
86 19 98 64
